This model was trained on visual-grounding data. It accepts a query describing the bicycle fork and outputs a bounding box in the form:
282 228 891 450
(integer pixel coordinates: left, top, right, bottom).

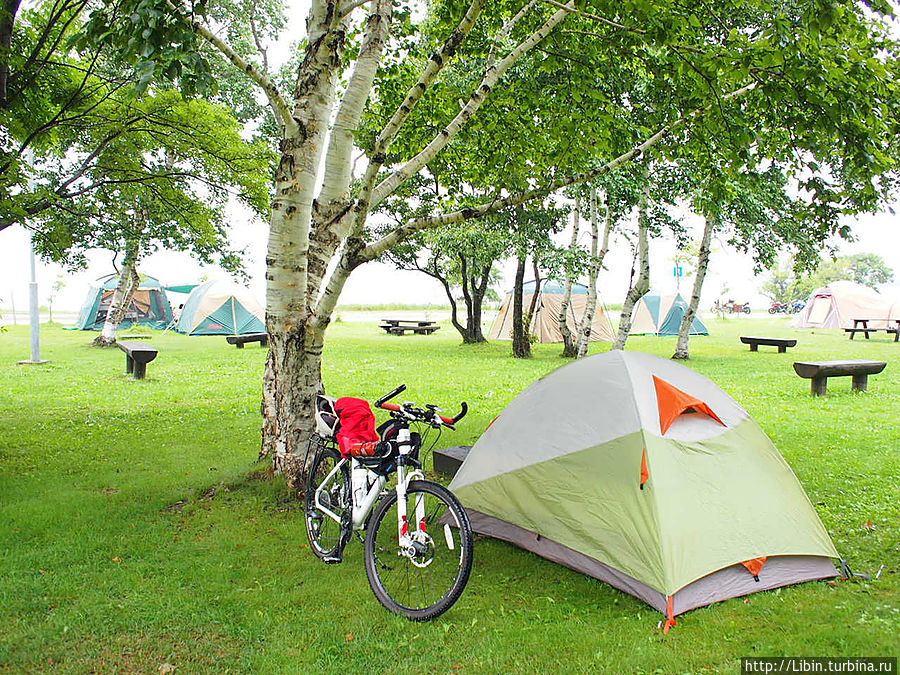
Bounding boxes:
394 428 430 560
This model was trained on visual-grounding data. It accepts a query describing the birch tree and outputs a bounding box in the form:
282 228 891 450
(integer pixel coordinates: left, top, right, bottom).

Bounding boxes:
81 0 900 483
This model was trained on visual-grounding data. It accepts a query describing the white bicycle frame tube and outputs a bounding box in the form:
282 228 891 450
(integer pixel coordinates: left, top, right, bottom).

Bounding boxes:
394 428 425 548
313 426 424 538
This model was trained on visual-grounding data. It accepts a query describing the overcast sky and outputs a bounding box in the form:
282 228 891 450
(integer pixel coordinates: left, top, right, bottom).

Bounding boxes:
2 2 898 315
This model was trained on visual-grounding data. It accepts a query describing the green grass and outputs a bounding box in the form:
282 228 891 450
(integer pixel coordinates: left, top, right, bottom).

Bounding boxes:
0 318 897 673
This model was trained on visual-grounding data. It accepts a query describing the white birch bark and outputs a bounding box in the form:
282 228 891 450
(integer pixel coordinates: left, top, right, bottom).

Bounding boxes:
673 209 716 360
558 200 580 357
613 170 651 350
575 187 612 358
93 240 139 347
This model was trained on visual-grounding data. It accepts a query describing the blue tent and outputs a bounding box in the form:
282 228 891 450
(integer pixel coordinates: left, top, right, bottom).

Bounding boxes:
75 275 173 331
630 290 708 336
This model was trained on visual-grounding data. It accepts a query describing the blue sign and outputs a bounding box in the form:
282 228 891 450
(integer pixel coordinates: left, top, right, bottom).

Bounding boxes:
673 266 683 277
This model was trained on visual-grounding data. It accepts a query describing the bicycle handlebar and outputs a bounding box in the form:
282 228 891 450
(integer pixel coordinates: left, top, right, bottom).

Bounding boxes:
374 385 466 429
374 384 406 408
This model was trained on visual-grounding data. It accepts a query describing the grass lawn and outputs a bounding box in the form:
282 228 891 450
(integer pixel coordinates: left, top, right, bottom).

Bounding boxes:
0 317 897 673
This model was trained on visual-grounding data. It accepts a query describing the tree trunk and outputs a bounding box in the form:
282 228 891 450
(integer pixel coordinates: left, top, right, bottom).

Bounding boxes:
526 259 542 334
511 254 531 358
0 0 21 107
558 200 580 358
575 188 606 358
673 210 716 360
260 328 324 487
470 263 490 342
93 240 140 347
613 171 651 351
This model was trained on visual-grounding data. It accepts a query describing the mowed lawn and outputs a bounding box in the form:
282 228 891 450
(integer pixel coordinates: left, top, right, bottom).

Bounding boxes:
0 317 897 673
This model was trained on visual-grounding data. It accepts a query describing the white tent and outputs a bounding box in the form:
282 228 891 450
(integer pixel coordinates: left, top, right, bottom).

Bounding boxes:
792 280 899 329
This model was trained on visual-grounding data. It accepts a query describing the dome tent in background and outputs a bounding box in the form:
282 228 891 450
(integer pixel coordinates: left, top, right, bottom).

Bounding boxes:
449 351 838 629
791 280 899 329
75 275 173 331
175 281 265 336
489 280 615 343
629 290 708 336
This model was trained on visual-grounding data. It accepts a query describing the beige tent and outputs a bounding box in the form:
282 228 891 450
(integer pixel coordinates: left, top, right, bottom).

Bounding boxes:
175 281 265 335
489 280 615 343
792 280 898 329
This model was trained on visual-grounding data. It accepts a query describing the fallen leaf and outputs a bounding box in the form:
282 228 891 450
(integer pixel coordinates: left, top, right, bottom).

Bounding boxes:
744 598 750 604
863 521 875 530
827 580 839 586
38 569 47 575
112 557 122 563
158 663 176 674
452 666 462 670
346 633 354 641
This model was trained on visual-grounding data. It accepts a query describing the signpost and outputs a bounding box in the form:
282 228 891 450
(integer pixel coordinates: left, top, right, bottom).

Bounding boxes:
17 150 49 365
673 264 683 290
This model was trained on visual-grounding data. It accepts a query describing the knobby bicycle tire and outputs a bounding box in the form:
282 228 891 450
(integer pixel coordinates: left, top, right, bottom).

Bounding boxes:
305 443 351 562
364 479 474 621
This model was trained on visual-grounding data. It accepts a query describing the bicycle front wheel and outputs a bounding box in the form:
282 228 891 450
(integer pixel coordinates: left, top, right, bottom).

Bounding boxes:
364 480 473 621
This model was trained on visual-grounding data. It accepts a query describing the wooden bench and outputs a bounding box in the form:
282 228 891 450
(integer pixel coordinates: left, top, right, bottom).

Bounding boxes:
117 341 158 380
226 332 268 348
793 360 887 396
740 336 797 353
379 319 440 336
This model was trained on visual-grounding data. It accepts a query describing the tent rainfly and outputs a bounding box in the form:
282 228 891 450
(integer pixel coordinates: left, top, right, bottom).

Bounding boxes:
449 351 839 629
175 281 265 336
489 280 615 343
629 290 708 336
75 275 173 331
791 280 899 329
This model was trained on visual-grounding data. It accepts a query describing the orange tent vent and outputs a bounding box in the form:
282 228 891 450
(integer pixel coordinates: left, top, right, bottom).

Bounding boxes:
653 375 725 434
741 557 768 579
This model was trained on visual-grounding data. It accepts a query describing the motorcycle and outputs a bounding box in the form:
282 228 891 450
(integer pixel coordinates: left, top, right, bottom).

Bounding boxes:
769 302 788 314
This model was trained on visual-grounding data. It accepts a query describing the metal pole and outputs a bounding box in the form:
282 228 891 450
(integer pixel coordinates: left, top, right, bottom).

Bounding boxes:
29 237 40 360
18 147 48 365
9 288 15 325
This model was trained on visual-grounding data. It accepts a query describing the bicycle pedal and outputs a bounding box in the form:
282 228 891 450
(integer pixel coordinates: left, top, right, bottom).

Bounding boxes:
321 555 343 564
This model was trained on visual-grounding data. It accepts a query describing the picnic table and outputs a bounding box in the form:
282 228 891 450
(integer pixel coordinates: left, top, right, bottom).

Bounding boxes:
845 318 900 341
793 359 887 396
379 319 440 336
740 336 797 353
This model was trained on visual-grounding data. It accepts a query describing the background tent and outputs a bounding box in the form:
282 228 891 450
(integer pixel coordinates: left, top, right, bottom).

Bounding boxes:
449 351 838 625
791 280 898 329
489 280 615 343
175 281 265 336
76 275 173 331
630 290 708 336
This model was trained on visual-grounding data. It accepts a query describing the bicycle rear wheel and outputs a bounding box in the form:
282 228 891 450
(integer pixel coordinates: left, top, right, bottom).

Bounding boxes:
305 443 350 562
364 480 473 621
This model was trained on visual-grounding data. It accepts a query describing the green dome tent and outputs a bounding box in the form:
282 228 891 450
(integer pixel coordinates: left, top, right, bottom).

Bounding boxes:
449 351 838 628
175 281 265 336
75 275 173 331
630 290 708 336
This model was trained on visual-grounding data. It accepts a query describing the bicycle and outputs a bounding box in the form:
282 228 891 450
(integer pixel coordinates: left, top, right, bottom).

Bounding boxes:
304 384 474 621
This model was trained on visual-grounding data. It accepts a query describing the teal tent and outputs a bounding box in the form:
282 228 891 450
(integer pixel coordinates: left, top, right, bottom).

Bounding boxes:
75 275 173 331
630 290 708 336
175 281 265 335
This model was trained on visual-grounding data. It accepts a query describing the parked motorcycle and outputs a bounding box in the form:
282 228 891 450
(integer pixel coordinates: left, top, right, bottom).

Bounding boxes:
769 302 788 314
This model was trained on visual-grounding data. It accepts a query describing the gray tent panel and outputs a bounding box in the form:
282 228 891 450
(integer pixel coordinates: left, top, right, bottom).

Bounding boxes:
466 509 837 617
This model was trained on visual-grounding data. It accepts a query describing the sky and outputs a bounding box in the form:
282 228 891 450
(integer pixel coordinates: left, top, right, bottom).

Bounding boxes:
2 2 899 316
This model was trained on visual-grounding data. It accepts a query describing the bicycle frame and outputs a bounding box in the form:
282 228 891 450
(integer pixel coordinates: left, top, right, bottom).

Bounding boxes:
313 427 425 538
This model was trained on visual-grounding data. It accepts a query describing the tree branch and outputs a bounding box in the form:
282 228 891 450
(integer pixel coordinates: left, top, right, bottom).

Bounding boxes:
369 0 576 208
360 81 757 261
167 0 293 133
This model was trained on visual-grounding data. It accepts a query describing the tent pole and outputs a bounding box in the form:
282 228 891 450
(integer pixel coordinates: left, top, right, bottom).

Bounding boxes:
231 298 237 336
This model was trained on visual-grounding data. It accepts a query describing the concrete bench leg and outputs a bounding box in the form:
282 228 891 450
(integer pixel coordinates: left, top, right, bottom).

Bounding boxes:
778 345 787 353
133 361 147 380
749 344 758 352
125 354 134 375
811 376 827 396
851 374 868 392
236 342 244 349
